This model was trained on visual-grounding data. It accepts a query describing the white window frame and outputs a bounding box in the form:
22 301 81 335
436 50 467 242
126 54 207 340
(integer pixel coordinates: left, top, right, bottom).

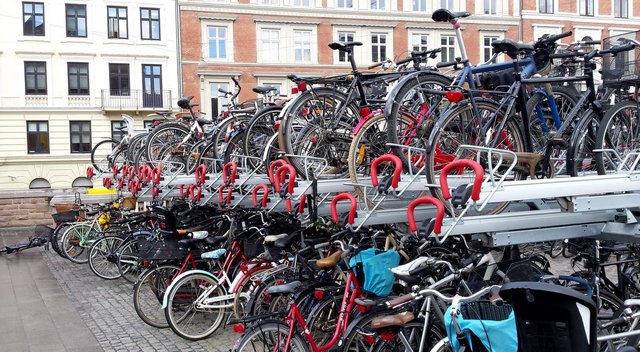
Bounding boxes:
256 78 287 97
483 0 497 14
439 34 457 63
293 0 311 6
537 0 556 14
578 0 595 16
409 32 430 52
336 31 356 63
293 30 312 63
613 0 629 18
201 20 234 62
259 28 280 63
480 34 502 63
411 0 427 12
207 80 231 117
370 0 386 10
336 0 354 9
256 23 318 64
440 0 455 10
371 33 388 63
332 27 393 66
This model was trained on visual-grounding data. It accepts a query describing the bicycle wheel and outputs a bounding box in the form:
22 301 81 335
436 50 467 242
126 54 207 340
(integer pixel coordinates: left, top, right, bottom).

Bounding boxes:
91 139 119 173
595 99 640 175
566 110 601 177
51 223 72 258
233 321 308 352
223 130 245 165
386 73 452 172
164 272 226 340
348 112 421 202
88 235 125 280
279 88 360 178
126 132 149 163
243 106 282 172
61 223 99 264
145 122 191 164
117 238 144 284
230 265 274 319
133 264 180 328
370 320 445 352
304 293 344 345
425 99 526 215
526 86 579 176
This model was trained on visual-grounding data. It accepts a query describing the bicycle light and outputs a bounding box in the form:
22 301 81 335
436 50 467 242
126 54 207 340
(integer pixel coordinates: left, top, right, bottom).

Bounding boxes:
297 82 307 92
314 289 324 300
445 91 464 103
233 323 245 333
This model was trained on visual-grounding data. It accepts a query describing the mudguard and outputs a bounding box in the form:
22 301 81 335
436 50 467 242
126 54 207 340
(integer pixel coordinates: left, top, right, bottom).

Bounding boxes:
161 269 222 309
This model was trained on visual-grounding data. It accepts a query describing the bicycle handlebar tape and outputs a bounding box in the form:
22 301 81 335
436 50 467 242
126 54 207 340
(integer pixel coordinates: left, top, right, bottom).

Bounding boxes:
331 193 357 225
195 164 207 185
268 160 288 184
222 161 238 186
275 164 296 194
252 184 270 208
386 293 414 308
440 159 484 202
370 154 403 190
407 197 445 234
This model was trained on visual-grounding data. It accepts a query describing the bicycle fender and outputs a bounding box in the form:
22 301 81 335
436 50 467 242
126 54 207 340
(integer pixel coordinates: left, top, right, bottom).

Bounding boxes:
161 269 221 309
383 70 452 118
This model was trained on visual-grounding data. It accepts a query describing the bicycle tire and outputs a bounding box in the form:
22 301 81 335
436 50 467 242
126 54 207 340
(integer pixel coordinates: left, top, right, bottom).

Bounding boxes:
91 139 119 173
232 320 309 352
117 238 144 284
61 223 99 264
594 99 640 175
133 264 180 328
425 98 526 215
126 132 149 163
145 122 191 165
386 73 453 173
243 105 282 172
566 110 600 177
88 235 125 280
164 272 226 340
370 319 446 352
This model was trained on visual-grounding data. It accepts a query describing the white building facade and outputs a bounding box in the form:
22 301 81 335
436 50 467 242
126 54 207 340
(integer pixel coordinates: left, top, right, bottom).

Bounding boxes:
0 0 181 190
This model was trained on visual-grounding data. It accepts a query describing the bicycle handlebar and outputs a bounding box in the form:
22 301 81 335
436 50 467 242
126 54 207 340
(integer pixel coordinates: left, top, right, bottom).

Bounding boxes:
386 285 501 308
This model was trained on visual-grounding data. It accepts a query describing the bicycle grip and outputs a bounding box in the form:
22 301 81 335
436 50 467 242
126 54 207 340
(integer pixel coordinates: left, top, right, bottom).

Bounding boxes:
546 31 572 43
370 153 403 189
440 159 484 202
368 62 383 70
436 61 458 69
386 293 414 308
396 57 413 66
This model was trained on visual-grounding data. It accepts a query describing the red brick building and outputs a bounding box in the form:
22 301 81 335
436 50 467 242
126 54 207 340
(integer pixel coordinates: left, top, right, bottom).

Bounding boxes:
178 0 640 112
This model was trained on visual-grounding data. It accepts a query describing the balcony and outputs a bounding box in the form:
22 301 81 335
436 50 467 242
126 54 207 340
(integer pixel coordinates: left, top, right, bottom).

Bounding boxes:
101 89 173 111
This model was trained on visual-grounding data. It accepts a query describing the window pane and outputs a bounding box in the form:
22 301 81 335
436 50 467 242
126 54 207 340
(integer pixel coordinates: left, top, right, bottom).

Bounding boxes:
39 122 47 131
28 123 37 132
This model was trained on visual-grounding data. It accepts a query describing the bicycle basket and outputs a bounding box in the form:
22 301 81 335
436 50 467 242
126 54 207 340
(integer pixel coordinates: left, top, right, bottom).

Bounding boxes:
139 238 186 261
54 203 80 213
51 209 81 224
466 258 538 292
348 248 400 297
602 30 640 87
445 302 517 352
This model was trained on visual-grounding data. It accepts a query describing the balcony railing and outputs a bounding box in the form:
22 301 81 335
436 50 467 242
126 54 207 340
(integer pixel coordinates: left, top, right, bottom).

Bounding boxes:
101 89 173 111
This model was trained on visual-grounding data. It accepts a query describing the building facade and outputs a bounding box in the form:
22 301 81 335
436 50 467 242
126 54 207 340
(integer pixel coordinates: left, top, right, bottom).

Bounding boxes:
0 0 180 190
180 0 640 112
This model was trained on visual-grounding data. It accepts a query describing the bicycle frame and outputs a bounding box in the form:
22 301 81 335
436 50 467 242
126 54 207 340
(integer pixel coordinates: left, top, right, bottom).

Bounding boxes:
283 271 362 352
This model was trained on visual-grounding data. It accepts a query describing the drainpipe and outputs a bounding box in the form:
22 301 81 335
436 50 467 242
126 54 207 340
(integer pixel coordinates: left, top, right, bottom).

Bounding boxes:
176 0 183 102
518 0 523 42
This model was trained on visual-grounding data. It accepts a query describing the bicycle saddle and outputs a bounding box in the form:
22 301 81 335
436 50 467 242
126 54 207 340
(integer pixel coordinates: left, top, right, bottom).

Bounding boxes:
252 85 277 94
431 9 471 22
196 118 213 125
491 39 535 58
177 96 194 109
328 41 363 51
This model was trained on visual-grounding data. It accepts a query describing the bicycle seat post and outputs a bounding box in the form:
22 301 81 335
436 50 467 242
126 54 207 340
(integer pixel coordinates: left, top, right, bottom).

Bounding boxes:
451 18 468 63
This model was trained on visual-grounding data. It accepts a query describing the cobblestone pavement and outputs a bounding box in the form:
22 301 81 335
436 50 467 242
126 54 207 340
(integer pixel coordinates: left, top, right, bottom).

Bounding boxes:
43 250 237 352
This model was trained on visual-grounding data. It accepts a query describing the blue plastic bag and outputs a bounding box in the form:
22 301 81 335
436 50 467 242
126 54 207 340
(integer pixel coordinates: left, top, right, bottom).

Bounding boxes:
444 304 518 352
348 248 400 297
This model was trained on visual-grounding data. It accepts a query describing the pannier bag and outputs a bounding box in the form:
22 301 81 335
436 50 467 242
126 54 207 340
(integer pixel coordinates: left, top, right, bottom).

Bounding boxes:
349 248 400 297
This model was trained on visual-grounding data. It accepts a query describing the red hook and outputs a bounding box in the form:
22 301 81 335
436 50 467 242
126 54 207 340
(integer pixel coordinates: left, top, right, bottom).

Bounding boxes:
268 160 288 184
195 164 207 185
222 162 238 185
439 159 484 202
274 164 296 194
330 193 357 225
252 184 270 208
370 154 403 189
407 197 445 234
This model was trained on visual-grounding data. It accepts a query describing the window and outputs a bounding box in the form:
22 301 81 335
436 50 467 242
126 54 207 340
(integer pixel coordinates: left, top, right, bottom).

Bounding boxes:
440 35 455 62
371 33 387 63
412 0 427 11
111 121 125 142
210 82 229 117
66 4 86 37
539 0 553 13
68 63 89 95
70 121 91 153
411 33 429 52
440 0 454 10
24 61 47 95
140 8 160 40
579 0 594 15
337 0 353 8
107 6 128 39
260 29 280 62
27 121 49 154
337 32 354 62
483 0 496 14
293 0 310 6
207 26 227 59
371 0 385 10
294 30 311 63
29 178 50 189
109 63 130 96
483 36 499 62
614 0 628 18
23 2 45 36
259 0 279 4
